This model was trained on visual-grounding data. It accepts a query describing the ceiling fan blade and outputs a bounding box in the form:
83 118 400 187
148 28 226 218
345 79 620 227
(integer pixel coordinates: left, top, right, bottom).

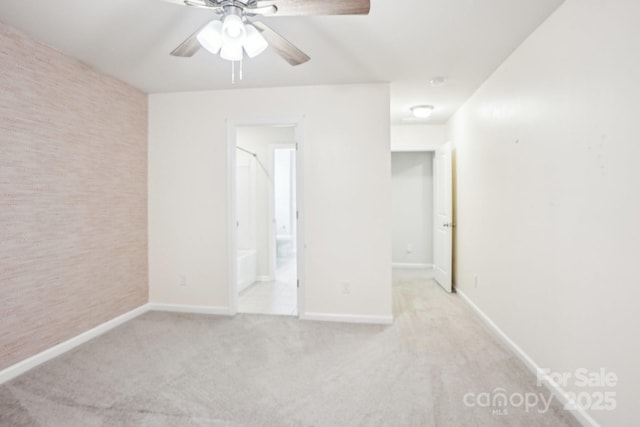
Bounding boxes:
162 0 211 8
170 22 209 57
257 0 370 16
252 21 310 66
245 4 278 16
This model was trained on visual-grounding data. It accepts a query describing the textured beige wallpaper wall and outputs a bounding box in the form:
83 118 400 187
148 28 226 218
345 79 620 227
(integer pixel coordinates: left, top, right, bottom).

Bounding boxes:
0 23 148 370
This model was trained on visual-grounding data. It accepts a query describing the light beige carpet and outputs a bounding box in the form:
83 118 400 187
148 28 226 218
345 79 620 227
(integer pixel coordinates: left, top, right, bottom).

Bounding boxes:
0 280 581 426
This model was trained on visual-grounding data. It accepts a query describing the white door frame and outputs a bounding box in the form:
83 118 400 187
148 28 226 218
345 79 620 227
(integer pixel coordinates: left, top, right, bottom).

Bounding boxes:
226 117 305 316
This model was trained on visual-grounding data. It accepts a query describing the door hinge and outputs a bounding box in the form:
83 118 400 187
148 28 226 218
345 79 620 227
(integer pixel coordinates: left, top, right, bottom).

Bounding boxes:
296 210 299 220
297 279 299 288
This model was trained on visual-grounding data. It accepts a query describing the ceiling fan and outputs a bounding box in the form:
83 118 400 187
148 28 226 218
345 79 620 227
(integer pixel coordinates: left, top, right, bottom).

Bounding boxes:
167 0 370 66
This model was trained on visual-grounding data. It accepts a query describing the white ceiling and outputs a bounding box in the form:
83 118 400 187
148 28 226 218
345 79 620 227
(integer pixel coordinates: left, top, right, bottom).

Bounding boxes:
0 0 563 124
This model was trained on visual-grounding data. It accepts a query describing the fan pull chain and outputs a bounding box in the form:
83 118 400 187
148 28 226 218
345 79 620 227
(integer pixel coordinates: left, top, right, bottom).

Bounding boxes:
230 60 244 84
231 61 235 84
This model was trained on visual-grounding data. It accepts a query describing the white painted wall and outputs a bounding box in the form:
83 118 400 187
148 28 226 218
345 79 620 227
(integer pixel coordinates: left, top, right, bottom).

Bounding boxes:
391 124 445 152
149 84 392 319
447 0 640 425
391 152 434 266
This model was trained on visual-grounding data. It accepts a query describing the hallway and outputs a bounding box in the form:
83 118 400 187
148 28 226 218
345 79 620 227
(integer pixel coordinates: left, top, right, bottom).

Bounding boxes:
238 254 297 316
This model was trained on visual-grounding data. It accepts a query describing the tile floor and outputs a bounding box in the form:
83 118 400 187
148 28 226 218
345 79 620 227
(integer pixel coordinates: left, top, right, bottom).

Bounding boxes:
238 254 297 316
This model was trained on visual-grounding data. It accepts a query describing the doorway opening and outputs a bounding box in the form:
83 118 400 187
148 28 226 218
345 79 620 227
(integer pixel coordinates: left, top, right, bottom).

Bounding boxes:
228 121 304 316
390 145 452 292
391 151 435 281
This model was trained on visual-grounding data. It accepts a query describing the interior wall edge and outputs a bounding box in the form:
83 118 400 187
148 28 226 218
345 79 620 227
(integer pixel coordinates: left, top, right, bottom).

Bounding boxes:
456 288 598 427
0 304 151 385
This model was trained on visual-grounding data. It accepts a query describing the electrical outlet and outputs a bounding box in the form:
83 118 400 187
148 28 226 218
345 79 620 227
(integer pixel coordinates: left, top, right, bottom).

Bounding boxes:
179 274 187 287
341 281 351 295
406 244 413 254
474 275 479 289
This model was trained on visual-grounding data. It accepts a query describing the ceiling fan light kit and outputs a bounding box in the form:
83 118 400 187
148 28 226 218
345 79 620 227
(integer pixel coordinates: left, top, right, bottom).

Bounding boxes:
195 6 266 63
169 0 370 80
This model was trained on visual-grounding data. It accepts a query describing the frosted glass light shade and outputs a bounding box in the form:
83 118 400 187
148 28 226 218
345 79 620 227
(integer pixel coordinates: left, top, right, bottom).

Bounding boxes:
197 20 223 54
220 43 243 61
222 14 246 46
410 105 434 119
243 24 268 58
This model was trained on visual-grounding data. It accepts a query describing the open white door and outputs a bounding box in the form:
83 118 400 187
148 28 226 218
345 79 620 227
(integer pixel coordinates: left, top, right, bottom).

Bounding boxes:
433 142 453 292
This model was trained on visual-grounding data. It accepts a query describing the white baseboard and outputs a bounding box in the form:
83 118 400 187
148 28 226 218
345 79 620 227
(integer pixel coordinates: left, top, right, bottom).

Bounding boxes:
392 263 434 269
147 303 231 316
456 288 600 427
392 263 435 279
0 304 150 385
255 276 273 282
300 312 393 325
0 302 234 384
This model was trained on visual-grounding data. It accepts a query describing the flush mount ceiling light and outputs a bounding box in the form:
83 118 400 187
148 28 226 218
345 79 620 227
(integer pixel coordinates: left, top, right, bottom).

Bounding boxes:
410 105 435 119
167 0 371 81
